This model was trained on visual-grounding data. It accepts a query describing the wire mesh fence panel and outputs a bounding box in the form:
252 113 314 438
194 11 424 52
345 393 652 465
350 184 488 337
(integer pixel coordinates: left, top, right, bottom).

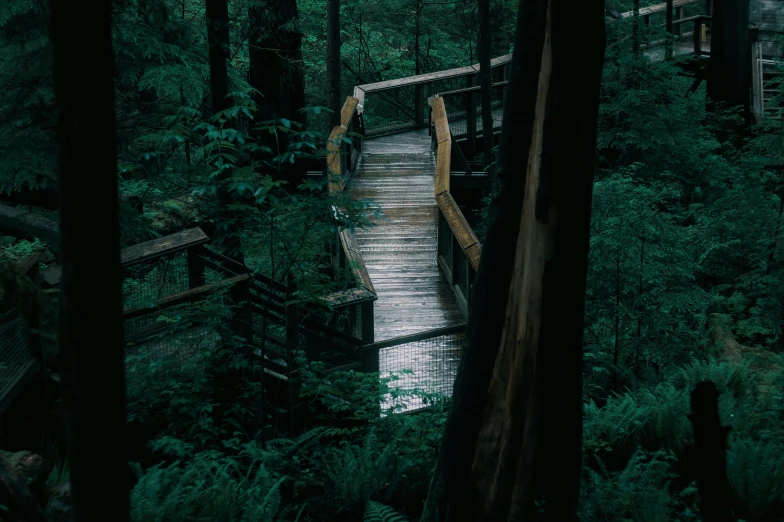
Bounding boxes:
0 305 36 411
123 291 231 395
363 85 418 136
121 251 191 310
378 328 464 413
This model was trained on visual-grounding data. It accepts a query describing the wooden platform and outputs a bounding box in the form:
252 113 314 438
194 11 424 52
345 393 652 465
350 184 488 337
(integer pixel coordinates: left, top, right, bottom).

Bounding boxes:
348 129 466 342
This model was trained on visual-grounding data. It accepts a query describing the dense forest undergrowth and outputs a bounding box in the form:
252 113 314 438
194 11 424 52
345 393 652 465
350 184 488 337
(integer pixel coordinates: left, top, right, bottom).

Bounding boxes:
0 0 783 520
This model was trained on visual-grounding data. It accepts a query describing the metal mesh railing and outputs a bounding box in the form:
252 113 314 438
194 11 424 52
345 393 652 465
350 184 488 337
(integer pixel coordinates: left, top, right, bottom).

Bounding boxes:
124 297 228 394
377 325 465 413
0 304 37 411
358 58 511 137
439 83 506 139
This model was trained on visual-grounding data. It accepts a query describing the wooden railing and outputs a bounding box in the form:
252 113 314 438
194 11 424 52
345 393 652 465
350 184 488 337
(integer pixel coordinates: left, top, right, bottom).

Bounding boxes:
429 96 481 316
325 95 377 366
352 54 513 137
0 252 44 413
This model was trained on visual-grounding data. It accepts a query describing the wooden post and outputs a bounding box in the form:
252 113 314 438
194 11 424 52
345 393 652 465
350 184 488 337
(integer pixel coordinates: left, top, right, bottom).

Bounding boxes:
694 18 703 55
359 300 377 372
187 245 206 289
415 83 425 127
285 273 302 434
675 6 684 37
230 276 253 348
466 75 477 159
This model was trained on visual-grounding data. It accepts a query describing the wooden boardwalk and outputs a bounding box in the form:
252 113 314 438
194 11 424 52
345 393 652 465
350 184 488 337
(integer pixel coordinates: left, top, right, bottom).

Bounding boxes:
348 129 465 342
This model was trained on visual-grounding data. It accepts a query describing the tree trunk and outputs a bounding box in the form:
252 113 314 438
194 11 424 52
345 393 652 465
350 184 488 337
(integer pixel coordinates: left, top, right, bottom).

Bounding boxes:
421 0 605 520
50 0 130 519
707 0 751 119
326 0 342 128
248 0 307 180
478 0 494 170
207 0 244 263
688 381 734 522
666 0 674 60
633 0 641 56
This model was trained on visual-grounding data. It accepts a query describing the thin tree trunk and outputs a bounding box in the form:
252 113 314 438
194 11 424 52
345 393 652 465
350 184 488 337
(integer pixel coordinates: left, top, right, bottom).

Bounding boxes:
207 0 244 263
326 0 342 128
478 0 494 170
666 0 674 60
50 0 129 519
421 0 605 520
613 217 622 391
248 0 307 180
633 0 640 56
635 234 645 371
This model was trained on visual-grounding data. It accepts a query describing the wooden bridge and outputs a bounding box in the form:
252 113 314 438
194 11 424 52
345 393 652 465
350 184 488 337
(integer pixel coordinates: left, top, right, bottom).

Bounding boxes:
1 0 782 424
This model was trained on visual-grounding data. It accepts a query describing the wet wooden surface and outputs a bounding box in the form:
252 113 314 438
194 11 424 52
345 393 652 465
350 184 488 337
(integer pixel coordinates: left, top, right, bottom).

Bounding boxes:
348 128 466 342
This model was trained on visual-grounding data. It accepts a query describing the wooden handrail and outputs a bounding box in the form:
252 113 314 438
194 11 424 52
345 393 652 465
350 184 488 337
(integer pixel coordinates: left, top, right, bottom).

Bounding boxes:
362 323 466 352
353 54 513 96
41 227 210 287
437 81 509 99
122 274 249 319
325 96 377 303
610 0 700 24
429 95 482 272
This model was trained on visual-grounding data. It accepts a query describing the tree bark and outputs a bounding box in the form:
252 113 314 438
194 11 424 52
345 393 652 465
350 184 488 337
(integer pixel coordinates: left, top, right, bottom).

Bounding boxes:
688 381 734 522
421 0 605 520
248 0 307 168
478 0 494 170
207 0 244 263
50 0 130 519
666 0 674 60
706 0 751 119
326 0 342 128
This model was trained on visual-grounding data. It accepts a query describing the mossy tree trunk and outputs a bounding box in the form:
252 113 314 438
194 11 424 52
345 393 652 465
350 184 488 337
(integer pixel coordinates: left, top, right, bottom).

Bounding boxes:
421 0 605 520
50 0 130 519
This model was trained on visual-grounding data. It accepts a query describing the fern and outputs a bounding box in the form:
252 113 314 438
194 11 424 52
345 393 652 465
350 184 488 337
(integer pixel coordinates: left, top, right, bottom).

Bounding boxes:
363 501 408 522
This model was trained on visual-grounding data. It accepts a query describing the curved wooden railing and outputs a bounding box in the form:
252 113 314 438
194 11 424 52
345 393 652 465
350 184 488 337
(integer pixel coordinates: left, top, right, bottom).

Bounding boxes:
352 54 513 137
324 95 377 350
429 95 481 315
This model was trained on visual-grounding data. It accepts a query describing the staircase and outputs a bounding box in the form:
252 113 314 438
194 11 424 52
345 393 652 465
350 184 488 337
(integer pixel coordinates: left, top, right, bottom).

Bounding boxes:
347 129 465 341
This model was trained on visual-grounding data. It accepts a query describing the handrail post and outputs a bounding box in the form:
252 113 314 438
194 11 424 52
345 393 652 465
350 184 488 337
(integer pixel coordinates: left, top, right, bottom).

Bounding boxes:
359 298 376 373
187 244 206 288
675 6 684 37
285 273 302 434
415 84 425 127
694 17 702 55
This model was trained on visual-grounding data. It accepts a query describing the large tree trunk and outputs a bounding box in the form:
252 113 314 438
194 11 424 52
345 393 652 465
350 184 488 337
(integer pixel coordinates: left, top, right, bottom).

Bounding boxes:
207 0 244 263
421 0 605 521
326 0 342 128
478 0 493 170
421 0 550 518
248 0 307 180
706 0 751 120
50 0 130 519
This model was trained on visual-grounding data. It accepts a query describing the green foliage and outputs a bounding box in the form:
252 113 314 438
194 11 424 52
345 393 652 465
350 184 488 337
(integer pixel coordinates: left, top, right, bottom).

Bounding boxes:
363 501 408 522
130 453 285 522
